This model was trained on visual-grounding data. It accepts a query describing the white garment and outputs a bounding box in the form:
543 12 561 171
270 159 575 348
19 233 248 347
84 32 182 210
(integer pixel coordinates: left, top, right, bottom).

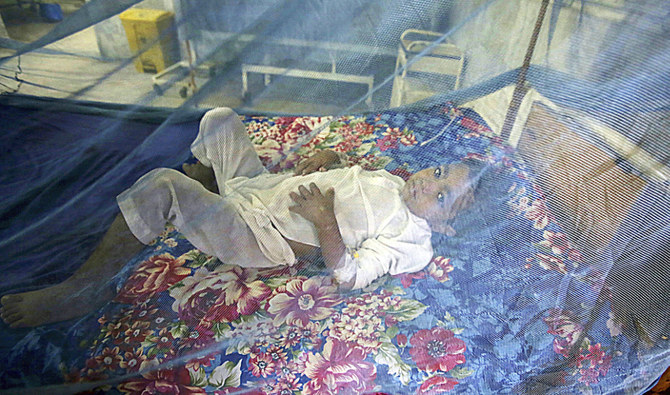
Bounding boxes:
118 108 434 289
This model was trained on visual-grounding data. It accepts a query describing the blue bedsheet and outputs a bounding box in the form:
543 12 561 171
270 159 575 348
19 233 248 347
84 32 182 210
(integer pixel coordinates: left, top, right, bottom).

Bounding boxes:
1 100 664 394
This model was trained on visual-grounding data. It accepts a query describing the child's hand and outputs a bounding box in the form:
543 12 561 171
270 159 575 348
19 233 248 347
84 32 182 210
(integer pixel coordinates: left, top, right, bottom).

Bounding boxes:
294 150 340 175
289 183 336 226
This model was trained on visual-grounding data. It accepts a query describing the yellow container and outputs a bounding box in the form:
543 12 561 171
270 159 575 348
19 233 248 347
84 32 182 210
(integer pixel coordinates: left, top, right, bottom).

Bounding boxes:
119 8 178 73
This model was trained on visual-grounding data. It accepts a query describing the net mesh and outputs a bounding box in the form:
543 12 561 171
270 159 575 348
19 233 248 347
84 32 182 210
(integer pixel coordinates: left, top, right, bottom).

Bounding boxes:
0 0 668 393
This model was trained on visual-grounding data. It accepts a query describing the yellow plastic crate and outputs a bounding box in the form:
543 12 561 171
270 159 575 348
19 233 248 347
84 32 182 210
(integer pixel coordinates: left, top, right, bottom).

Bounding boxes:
119 8 178 73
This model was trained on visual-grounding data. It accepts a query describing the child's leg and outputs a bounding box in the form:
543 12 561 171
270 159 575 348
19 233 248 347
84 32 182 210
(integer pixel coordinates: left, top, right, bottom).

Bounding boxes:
190 107 266 192
0 168 281 328
0 213 144 328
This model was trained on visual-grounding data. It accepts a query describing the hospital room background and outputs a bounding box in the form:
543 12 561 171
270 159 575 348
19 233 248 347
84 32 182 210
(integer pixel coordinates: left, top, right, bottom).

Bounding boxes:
0 0 668 393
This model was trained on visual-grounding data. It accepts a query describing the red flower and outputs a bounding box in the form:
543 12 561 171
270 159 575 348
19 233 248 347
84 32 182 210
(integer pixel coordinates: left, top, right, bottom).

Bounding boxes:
185 353 216 371
120 348 147 372
180 325 216 351
274 116 298 125
95 347 122 371
396 334 408 347
116 253 191 304
417 375 459 394
104 321 129 341
460 117 490 135
376 134 398 151
123 321 152 344
409 327 466 372
396 270 426 288
153 327 175 349
170 266 270 326
303 338 377 395
118 367 206 395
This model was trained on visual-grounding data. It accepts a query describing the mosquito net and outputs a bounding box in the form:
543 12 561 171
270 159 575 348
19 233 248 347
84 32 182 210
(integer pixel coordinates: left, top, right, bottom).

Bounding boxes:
0 0 668 394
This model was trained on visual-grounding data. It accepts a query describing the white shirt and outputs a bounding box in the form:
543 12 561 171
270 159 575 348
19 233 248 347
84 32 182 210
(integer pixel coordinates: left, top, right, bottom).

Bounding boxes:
221 166 434 289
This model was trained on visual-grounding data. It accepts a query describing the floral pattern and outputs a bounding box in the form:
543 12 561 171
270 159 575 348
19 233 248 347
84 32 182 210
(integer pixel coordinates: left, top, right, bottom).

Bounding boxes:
3 104 638 394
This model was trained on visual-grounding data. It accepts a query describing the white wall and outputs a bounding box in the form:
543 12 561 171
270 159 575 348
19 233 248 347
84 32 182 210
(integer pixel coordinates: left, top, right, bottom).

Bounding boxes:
446 0 624 86
0 13 8 39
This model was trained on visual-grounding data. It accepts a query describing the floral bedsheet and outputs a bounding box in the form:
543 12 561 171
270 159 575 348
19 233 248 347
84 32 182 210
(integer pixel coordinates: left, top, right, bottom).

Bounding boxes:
5 104 644 394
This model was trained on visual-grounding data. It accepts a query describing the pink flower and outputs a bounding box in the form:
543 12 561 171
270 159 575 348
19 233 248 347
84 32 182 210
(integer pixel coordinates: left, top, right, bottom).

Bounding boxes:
535 253 568 274
585 343 612 374
116 253 191 304
409 327 466 373
118 367 206 394
267 345 288 367
216 266 272 317
578 367 600 385
280 324 303 348
267 277 341 327
303 338 377 395
353 120 375 134
271 375 302 395
577 349 612 386
249 352 275 377
524 199 554 229
396 334 408 347
543 309 583 357
428 256 454 283
539 231 571 255
417 375 459 394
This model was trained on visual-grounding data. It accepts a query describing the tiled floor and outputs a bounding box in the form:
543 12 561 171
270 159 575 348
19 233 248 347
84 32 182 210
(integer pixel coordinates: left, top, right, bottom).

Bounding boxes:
0 4 356 114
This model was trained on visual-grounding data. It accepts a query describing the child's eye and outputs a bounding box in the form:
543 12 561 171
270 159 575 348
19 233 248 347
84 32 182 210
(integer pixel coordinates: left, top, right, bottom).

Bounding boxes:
434 167 442 178
437 192 444 204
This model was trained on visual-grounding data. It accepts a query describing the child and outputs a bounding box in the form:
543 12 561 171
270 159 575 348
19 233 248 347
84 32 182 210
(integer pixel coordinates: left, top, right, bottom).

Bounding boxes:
1 107 484 328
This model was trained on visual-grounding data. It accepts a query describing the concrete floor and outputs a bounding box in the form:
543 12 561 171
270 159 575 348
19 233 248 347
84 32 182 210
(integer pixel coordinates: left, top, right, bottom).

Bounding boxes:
0 3 358 114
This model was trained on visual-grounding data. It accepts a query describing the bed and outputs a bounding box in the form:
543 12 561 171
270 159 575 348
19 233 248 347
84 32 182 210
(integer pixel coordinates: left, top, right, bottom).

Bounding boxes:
0 97 668 394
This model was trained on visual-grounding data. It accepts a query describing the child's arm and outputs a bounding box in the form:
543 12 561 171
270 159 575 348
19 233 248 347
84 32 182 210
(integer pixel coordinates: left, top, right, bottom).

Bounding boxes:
289 183 355 289
293 150 344 175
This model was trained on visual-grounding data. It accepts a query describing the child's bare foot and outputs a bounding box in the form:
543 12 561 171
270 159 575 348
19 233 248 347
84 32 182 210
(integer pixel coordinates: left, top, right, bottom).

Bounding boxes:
0 279 114 328
182 161 218 194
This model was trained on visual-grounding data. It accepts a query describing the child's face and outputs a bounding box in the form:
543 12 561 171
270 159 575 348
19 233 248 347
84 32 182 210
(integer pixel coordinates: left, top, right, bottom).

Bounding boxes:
401 163 474 226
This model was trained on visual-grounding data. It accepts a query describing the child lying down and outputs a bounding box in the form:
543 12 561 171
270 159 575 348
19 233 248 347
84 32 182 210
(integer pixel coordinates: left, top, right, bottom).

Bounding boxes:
1 107 485 328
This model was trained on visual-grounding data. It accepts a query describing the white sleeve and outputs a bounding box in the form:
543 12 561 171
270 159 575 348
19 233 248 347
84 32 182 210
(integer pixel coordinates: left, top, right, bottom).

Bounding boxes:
331 228 433 290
